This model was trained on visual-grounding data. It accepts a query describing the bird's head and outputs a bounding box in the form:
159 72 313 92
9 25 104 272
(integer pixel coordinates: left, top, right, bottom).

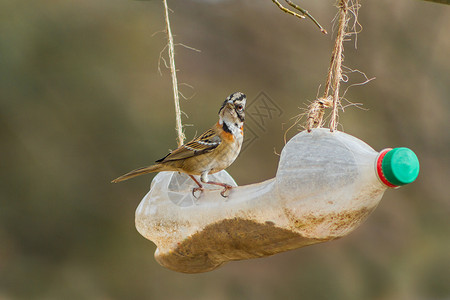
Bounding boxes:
218 92 246 126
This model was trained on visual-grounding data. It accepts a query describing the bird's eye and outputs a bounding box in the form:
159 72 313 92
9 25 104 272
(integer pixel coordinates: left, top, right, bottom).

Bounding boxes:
236 104 243 111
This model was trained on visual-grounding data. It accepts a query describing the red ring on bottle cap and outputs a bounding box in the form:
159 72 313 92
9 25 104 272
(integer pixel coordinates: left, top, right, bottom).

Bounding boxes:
376 148 399 188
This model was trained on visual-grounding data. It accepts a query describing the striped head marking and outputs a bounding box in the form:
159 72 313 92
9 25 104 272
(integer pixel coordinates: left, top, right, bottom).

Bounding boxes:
219 92 246 122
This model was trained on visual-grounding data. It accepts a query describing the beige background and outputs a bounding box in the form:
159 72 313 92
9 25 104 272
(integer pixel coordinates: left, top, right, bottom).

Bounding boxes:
0 0 449 299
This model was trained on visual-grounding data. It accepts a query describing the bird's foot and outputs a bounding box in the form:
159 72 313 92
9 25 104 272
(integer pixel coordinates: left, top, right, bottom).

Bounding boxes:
220 184 233 198
192 187 204 199
202 181 233 198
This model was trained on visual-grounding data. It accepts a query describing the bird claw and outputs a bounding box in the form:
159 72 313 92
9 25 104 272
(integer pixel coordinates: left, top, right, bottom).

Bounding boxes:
192 184 232 198
192 187 204 199
220 184 232 198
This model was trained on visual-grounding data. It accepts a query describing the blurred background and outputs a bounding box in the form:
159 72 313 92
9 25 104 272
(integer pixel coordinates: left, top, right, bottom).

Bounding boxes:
0 0 449 299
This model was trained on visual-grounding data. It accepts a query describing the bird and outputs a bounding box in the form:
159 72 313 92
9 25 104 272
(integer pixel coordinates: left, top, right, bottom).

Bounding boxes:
112 92 246 197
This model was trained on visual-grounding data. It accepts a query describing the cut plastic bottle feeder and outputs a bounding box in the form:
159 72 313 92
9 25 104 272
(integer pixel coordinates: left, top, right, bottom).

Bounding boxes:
135 128 420 273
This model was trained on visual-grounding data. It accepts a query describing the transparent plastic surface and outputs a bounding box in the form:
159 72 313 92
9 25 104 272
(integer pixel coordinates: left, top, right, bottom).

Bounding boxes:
135 128 389 273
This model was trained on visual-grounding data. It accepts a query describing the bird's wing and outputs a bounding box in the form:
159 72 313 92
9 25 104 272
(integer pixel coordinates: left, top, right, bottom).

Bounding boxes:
156 128 221 163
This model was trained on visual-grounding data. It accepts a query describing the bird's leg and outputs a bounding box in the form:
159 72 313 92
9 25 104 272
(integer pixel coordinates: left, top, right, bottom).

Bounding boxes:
189 175 204 198
200 172 232 198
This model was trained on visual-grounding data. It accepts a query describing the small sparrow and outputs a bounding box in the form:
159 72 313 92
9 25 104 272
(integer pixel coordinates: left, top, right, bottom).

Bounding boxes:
112 92 246 197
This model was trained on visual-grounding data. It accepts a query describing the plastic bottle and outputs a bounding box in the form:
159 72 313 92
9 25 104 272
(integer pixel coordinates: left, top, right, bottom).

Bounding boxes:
135 128 419 273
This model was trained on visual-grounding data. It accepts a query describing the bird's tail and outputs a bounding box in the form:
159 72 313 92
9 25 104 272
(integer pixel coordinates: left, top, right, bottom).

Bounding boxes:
111 164 164 183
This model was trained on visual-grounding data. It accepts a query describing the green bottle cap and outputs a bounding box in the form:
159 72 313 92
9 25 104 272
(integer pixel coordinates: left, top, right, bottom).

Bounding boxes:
381 148 419 186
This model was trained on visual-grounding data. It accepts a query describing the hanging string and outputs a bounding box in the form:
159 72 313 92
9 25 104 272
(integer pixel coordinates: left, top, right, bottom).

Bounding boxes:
305 0 353 132
328 0 349 132
163 0 185 147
